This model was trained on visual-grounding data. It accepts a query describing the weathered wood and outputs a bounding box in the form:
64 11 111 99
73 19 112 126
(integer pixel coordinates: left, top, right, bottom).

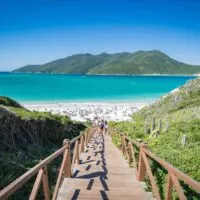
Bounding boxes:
129 142 137 168
170 173 187 200
80 135 85 154
29 169 43 200
159 119 162 131
142 152 161 200
75 140 80 164
0 145 67 200
42 166 50 200
122 136 127 155
152 117 156 131
165 173 173 200
84 131 88 147
124 139 129 160
52 139 70 200
137 145 147 182
121 135 124 152
72 140 79 168
57 132 152 200
142 148 200 193
63 140 71 178
118 132 141 147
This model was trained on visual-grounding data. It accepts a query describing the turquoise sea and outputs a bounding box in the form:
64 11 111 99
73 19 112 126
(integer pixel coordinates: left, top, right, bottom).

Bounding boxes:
0 73 196 103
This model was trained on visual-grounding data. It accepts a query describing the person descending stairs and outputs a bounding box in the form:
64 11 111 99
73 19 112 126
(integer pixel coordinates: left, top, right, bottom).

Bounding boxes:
57 128 153 200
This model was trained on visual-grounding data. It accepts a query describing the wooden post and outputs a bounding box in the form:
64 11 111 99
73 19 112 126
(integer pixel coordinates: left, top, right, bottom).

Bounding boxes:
127 142 132 164
72 140 80 172
122 136 126 154
84 132 88 148
124 139 129 160
165 173 173 200
42 166 50 200
129 142 137 168
159 119 162 131
63 139 71 178
76 140 80 164
80 135 85 153
29 169 43 200
121 135 124 151
86 130 90 146
152 117 156 131
137 144 148 181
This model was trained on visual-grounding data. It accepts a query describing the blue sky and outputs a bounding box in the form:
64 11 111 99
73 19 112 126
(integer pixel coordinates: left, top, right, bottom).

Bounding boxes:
0 0 200 70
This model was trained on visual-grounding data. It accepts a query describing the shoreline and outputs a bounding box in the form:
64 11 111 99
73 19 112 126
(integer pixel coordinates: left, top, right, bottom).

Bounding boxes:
9 72 199 77
23 101 149 122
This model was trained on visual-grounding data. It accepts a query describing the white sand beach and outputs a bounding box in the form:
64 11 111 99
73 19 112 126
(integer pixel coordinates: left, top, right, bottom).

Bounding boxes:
24 102 148 122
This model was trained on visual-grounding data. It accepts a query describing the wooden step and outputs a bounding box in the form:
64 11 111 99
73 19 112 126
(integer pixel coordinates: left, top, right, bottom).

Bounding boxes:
57 188 153 200
56 132 153 200
61 178 146 191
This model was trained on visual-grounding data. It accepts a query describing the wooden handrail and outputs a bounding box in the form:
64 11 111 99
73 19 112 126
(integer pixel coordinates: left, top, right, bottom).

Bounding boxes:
118 132 141 147
70 131 84 144
142 148 200 193
111 130 200 199
0 145 67 200
0 127 95 200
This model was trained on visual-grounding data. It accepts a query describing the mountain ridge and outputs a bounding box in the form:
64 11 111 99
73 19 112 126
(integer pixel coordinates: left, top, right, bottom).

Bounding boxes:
13 50 200 75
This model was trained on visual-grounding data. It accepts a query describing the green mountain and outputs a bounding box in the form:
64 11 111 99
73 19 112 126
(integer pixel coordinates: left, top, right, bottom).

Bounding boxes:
13 50 200 75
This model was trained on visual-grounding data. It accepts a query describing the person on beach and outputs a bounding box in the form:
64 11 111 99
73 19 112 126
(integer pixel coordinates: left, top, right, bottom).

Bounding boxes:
100 119 105 134
104 120 108 134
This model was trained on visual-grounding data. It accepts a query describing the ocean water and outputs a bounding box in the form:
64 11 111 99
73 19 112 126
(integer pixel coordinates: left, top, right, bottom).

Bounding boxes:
0 73 196 103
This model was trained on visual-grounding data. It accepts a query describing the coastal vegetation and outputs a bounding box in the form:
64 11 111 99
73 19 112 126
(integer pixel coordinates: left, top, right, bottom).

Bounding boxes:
0 96 86 198
110 77 200 199
13 50 200 75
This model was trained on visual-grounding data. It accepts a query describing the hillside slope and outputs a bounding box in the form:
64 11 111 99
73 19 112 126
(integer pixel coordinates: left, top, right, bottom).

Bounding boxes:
110 78 200 199
0 96 86 198
13 50 200 75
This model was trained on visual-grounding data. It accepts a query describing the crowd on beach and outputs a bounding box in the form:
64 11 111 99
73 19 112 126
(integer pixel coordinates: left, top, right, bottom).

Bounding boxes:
24 102 147 122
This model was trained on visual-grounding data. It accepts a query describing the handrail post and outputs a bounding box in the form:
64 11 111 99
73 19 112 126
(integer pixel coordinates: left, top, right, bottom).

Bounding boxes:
137 144 148 181
121 135 125 153
63 139 71 178
85 131 88 147
165 173 173 200
76 140 80 164
42 166 50 200
80 135 85 154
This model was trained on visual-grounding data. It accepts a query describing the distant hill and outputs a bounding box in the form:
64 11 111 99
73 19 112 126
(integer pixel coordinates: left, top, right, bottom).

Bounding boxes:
13 50 200 75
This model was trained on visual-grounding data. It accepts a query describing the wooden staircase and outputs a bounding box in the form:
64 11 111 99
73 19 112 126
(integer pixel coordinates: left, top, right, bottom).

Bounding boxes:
56 131 152 200
1 127 200 200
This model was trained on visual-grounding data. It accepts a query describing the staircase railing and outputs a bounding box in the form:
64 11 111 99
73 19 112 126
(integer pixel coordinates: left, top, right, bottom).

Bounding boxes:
0 127 96 200
110 131 200 200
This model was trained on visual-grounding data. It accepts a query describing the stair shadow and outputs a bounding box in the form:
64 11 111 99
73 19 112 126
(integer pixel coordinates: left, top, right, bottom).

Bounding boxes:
73 133 110 192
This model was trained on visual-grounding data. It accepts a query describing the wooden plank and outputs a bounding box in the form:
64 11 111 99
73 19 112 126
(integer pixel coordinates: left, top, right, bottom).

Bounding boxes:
0 145 67 200
142 152 161 200
170 173 187 200
29 169 43 200
42 166 50 200
142 148 200 193
165 173 173 200
129 141 137 169
52 140 70 200
118 133 200 193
